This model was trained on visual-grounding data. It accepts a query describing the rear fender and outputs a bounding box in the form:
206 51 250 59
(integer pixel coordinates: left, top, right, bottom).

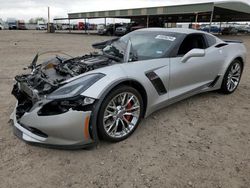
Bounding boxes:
219 43 246 76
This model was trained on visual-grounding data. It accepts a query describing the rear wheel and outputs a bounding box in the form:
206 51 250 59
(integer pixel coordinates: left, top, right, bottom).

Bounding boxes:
220 59 243 94
97 86 143 142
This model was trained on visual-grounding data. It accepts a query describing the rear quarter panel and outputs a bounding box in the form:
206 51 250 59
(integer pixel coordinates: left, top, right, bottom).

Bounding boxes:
219 43 247 76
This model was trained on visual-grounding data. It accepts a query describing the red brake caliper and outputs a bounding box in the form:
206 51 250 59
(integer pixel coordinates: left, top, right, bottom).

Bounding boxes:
124 102 133 122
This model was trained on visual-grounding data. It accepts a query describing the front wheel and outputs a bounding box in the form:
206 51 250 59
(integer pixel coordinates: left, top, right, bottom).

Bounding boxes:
97 86 143 142
220 59 243 94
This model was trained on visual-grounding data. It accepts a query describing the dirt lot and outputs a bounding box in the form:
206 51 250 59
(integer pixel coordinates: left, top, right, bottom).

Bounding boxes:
0 30 249 188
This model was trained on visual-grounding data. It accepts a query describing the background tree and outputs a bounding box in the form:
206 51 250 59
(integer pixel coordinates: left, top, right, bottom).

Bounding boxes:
29 17 46 24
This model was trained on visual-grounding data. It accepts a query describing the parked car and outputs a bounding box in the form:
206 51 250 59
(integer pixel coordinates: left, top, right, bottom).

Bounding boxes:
60 24 73 30
246 27 250 33
87 24 96 30
11 28 246 149
36 24 46 30
237 27 250 34
201 26 221 33
72 24 78 30
115 23 142 36
130 25 145 31
221 27 238 35
17 20 26 30
98 23 123 35
62 24 70 30
97 24 105 32
36 21 47 30
115 24 130 36
7 19 17 30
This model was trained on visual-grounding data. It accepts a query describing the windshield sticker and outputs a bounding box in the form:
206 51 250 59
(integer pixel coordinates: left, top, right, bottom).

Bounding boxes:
156 51 163 54
155 35 176 41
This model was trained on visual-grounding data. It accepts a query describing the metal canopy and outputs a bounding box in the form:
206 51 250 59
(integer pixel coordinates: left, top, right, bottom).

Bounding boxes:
68 2 214 19
66 1 250 22
53 17 69 21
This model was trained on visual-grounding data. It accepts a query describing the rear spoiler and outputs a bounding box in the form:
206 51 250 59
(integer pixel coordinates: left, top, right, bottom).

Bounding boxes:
215 39 244 48
223 39 243 43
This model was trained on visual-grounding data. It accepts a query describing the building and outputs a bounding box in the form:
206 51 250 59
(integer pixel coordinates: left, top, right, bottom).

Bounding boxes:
54 1 250 31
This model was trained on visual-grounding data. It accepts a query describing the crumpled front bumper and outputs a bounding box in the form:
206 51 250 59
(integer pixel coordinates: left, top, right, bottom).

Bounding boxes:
10 102 96 149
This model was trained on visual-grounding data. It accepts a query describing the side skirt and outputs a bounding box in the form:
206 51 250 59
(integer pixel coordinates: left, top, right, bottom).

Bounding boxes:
145 80 219 117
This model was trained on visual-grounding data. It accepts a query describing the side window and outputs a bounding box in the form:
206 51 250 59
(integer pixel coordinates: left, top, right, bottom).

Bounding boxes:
178 34 207 56
205 34 216 47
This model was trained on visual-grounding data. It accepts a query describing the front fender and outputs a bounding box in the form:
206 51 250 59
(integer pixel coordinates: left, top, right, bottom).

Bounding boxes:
80 64 128 99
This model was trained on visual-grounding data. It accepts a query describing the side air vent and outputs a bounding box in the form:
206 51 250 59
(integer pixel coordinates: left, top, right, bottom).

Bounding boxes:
20 123 48 138
145 71 167 95
215 43 228 48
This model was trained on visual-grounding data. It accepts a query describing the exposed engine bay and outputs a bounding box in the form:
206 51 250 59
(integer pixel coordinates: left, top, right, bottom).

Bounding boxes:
14 53 113 97
12 38 124 120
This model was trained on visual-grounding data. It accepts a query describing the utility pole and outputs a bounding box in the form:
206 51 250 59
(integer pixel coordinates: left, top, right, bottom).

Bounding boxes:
48 6 50 33
195 12 199 30
209 6 214 33
113 18 115 35
85 18 87 34
69 18 71 33
146 15 149 28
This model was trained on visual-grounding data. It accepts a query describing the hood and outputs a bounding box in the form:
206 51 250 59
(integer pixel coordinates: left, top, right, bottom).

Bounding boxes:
14 53 115 98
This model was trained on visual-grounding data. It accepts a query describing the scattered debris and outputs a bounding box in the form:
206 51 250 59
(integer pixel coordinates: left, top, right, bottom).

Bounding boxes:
188 181 193 187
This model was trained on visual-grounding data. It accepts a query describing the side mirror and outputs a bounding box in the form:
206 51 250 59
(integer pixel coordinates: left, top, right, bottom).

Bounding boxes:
181 49 205 63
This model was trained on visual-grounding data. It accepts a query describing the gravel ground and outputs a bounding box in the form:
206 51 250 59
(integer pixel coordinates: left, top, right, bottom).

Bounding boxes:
0 30 249 188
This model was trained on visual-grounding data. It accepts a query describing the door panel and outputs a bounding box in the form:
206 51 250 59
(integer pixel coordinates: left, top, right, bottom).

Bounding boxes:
169 47 224 99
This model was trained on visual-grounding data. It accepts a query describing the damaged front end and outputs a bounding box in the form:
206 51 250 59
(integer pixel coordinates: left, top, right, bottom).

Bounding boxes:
10 52 114 148
16 52 112 95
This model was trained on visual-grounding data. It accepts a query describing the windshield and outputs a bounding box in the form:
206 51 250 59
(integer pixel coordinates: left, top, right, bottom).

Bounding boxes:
103 31 179 62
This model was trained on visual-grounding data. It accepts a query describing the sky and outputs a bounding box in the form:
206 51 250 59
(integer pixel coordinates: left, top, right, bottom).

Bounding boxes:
0 0 249 23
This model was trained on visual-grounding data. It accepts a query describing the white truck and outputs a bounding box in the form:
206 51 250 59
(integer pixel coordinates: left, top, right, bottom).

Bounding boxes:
36 21 47 30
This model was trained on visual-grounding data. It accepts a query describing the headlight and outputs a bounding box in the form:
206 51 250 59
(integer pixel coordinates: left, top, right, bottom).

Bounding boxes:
47 73 105 100
38 96 96 116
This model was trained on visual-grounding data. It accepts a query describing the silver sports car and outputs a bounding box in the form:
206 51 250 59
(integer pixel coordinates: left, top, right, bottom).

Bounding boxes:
11 28 246 149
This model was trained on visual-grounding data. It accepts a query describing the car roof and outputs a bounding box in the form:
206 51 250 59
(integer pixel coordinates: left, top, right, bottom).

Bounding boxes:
137 27 205 35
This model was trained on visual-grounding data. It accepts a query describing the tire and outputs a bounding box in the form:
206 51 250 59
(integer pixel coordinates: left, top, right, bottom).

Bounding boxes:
97 85 143 142
220 59 243 94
